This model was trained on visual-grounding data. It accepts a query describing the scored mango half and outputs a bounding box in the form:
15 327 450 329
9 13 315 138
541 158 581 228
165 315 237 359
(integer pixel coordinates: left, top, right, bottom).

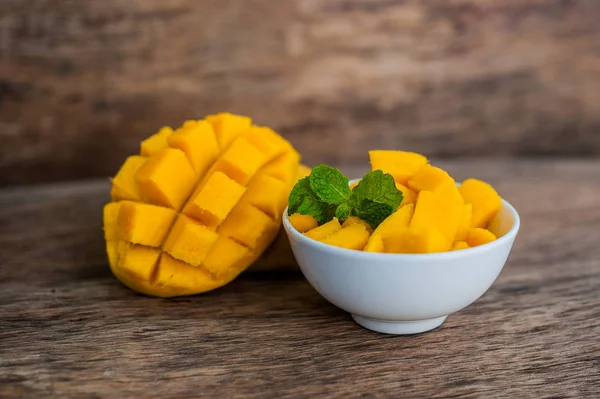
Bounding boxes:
104 113 307 297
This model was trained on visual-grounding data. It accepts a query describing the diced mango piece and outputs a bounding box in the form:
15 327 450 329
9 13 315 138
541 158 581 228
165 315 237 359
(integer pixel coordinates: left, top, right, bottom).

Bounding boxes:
162 215 220 266
410 191 461 246
218 203 274 249
459 179 502 228
202 236 252 276
466 228 497 247
206 112 252 150
262 151 301 183
452 241 471 251
369 150 428 184
408 164 463 204
110 156 147 201
103 202 122 241
140 126 172 157
455 204 473 242
395 182 417 207
349 181 359 190
364 233 384 252
342 216 374 234
212 137 267 186
288 213 318 233
304 218 342 241
154 254 218 297
241 174 288 219
168 120 219 176
385 227 450 254
244 126 286 161
321 223 370 250
117 201 177 247
135 148 196 209
183 171 246 227
296 164 312 181
373 203 415 239
118 245 161 283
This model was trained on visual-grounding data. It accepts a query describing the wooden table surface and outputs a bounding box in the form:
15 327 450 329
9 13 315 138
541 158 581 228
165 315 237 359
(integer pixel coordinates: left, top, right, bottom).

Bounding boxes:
1 159 599 398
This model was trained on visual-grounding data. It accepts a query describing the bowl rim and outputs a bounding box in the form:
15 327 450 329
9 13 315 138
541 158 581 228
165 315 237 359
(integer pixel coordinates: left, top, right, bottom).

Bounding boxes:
282 185 520 260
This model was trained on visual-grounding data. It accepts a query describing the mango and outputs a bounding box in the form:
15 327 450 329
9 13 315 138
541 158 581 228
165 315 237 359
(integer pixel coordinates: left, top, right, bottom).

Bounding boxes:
410 191 461 246
385 227 450 254
364 233 384 252
104 114 303 297
371 203 414 239
455 204 473 242
341 216 374 234
304 218 342 241
408 164 463 204
452 241 471 251
395 182 417 207
459 178 502 228
289 213 318 233
369 150 428 184
466 228 497 247
321 223 370 250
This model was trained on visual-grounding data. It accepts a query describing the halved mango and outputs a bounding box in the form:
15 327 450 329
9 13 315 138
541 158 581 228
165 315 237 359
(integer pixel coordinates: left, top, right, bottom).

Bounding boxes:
140 127 173 157
117 201 177 247
167 120 219 176
213 137 267 185
206 112 252 150
110 156 147 201
162 215 220 266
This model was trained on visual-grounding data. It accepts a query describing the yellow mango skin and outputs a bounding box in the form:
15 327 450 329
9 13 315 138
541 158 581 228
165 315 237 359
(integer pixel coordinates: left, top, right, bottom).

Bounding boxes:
410 191 461 246
452 241 471 251
466 228 497 247
289 213 318 233
459 178 502 228
342 216 374 234
304 218 342 241
369 150 428 184
105 114 301 297
140 127 173 157
385 227 450 254
110 156 147 201
321 223 370 250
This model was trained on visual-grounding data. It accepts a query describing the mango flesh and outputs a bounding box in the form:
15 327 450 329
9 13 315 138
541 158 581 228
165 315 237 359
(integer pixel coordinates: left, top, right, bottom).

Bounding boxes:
104 113 304 297
466 228 497 247
288 213 318 233
304 218 342 241
321 223 370 250
369 150 428 184
459 178 502 228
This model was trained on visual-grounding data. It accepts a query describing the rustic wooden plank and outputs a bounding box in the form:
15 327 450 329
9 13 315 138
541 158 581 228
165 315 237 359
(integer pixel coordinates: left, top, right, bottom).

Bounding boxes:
0 159 599 398
2 0 600 185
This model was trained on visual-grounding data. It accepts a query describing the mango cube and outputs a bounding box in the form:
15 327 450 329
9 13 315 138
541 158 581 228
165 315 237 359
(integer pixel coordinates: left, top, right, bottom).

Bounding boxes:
202 236 252 277
364 233 384 252
262 151 301 183
135 148 196 209
452 241 471 251
154 254 217 297
455 204 473 242
117 201 177 247
466 228 497 247
304 218 342 241
140 126 173 157
321 223 370 250
373 203 415 239
168 120 219 176
110 155 147 201
213 137 267 185
395 182 417 207
459 179 502 228
162 215 220 266
206 112 252 150
288 213 318 233
369 150 428 184
242 174 289 219
342 216 373 234
218 203 274 249
184 171 246 227
385 227 450 254
244 126 286 161
410 191 461 245
408 164 463 204
119 245 162 283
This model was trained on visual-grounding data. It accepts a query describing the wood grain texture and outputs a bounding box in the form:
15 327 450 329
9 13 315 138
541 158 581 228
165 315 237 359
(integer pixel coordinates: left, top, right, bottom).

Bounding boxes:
2 0 600 185
1 159 599 398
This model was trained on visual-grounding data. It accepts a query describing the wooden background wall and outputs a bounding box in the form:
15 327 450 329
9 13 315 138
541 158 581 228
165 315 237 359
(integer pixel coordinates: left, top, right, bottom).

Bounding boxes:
1 0 599 186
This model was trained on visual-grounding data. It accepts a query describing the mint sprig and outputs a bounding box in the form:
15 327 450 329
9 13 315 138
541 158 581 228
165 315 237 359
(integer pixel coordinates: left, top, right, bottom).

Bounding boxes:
287 165 403 228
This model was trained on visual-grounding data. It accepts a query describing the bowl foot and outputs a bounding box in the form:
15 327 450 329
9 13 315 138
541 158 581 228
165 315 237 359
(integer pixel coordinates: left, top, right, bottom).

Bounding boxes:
351 314 447 335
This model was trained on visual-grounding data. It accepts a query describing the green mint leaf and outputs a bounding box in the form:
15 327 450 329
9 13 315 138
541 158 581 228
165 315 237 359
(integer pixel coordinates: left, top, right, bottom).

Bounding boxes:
335 202 351 221
309 165 352 205
352 170 403 210
354 199 394 229
288 177 336 224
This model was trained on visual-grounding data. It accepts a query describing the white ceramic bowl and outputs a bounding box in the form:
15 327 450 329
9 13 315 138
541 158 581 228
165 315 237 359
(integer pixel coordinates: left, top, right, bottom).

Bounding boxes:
282 188 520 335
